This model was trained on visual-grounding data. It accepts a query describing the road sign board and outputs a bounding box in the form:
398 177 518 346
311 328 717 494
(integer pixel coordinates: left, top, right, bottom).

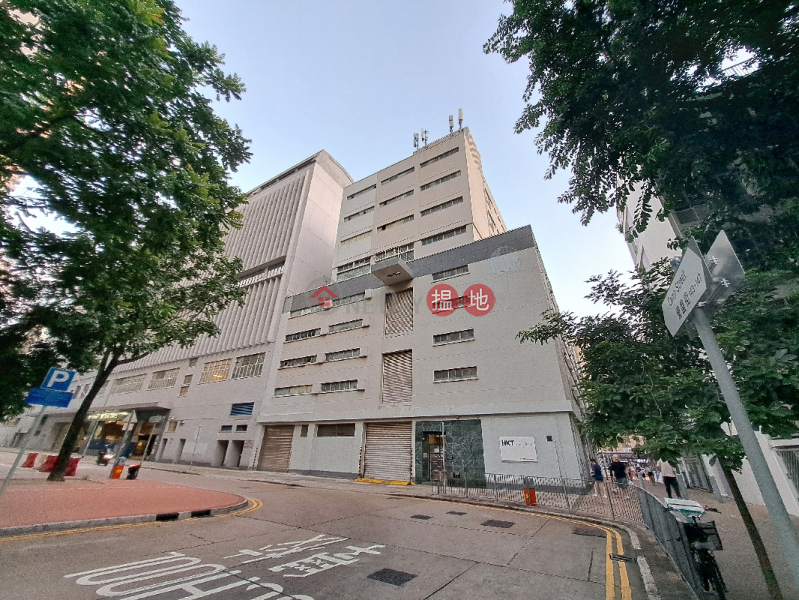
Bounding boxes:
25 387 73 408
42 367 76 391
663 241 711 336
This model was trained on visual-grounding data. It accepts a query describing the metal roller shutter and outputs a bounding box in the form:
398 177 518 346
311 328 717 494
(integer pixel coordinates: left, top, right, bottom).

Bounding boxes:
258 425 294 472
382 350 412 404
363 422 412 481
385 289 413 335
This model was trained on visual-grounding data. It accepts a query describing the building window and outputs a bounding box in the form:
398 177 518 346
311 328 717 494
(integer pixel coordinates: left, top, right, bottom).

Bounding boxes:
300 424 309 437
232 353 265 379
420 146 459 168
379 189 414 208
110 374 146 395
374 243 414 263
434 366 478 383
325 348 360 362
290 304 322 318
267 262 285 278
279 355 317 369
385 289 413 335
332 292 366 308
274 385 313 397
285 328 321 343
316 423 356 437
340 230 371 246
344 205 374 222
381 166 414 185
189 358 198 367
148 368 180 391
220 425 233 432
236 424 248 432
178 386 189 397
421 225 467 246
183 374 193 385
347 184 376 200
167 421 178 432
230 403 254 416
433 329 475 345
329 319 363 334
484 188 495 207
421 196 463 217
432 265 468 281
382 350 412 403
200 359 232 384
378 214 414 231
335 257 371 282
321 380 358 393
420 170 460 191
487 211 496 230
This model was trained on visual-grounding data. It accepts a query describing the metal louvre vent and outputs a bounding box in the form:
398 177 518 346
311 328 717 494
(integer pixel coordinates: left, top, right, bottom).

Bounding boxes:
384 289 413 335
363 422 413 481
381 351 412 404
258 425 294 472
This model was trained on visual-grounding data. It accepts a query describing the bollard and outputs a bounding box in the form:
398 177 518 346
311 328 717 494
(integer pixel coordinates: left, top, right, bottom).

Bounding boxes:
38 455 58 472
110 465 124 479
21 453 38 469
126 464 141 480
65 457 81 477
523 488 537 506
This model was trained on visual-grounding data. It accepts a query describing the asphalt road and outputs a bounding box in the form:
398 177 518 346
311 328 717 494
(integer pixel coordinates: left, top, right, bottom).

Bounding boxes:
0 468 645 600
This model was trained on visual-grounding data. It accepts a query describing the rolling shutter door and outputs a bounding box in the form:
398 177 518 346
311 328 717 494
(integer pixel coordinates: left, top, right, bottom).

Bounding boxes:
258 425 294 472
385 289 413 335
363 422 412 481
382 350 412 404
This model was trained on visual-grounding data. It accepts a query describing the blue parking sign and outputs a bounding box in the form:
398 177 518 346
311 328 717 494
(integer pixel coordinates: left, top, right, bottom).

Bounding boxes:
42 367 76 391
25 387 73 408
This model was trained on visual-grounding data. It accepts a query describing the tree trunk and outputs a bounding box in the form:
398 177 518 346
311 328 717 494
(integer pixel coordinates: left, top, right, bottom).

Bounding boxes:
47 353 118 482
720 459 784 600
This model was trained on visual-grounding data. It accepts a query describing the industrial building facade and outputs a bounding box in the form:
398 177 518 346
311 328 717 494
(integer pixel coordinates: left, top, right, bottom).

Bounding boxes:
2 129 587 483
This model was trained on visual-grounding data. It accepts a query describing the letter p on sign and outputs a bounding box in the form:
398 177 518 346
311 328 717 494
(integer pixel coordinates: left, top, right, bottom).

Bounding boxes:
43 367 76 391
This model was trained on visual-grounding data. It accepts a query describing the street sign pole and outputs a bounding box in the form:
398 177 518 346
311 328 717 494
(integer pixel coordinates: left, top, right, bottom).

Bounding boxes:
691 306 799 587
0 405 46 502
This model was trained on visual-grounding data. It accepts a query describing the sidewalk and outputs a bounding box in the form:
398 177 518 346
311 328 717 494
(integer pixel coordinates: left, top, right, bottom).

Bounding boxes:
0 450 246 537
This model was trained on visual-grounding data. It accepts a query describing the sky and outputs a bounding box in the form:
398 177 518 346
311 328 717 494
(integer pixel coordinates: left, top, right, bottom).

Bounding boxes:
174 0 635 317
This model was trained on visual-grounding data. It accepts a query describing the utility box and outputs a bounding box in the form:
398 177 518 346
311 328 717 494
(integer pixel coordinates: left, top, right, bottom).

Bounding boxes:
524 488 537 506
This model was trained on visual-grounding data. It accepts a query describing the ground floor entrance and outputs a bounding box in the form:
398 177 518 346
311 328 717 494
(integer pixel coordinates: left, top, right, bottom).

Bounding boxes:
258 425 294 472
362 422 412 482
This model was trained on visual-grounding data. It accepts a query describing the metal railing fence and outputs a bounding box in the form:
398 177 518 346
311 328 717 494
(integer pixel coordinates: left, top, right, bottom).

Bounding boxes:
431 473 643 523
432 473 713 598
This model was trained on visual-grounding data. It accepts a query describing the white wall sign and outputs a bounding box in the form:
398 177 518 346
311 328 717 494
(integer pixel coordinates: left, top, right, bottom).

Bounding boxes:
499 436 537 462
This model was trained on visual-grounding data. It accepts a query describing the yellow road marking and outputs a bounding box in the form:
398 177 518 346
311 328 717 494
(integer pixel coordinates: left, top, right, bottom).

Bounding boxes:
422 498 633 600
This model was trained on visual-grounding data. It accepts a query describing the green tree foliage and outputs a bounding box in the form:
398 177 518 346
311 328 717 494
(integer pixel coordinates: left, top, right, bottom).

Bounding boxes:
519 262 746 466
0 0 251 477
488 0 799 447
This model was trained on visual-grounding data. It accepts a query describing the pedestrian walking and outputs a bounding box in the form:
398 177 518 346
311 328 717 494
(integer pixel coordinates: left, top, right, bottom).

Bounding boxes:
590 458 604 497
657 458 683 499
609 455 628 488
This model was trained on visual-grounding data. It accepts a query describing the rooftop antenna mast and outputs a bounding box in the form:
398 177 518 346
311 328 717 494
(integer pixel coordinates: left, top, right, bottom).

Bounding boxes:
421 129 428 146
458 108 463 130
413 133 419 150
449 115 454 133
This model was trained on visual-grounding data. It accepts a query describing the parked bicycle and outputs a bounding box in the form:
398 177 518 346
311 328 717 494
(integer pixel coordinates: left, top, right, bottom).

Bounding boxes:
666 498 727 599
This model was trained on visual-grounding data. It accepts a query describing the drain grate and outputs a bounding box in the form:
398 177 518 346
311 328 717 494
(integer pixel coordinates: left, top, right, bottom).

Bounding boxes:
481 519 514 529
610 554 634 562
410 514 433 520
447 511 467 516
368 568 417 586
573 527 605 538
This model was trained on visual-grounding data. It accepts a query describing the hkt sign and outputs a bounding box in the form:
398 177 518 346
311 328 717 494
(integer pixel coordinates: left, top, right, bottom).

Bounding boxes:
426 283 495 317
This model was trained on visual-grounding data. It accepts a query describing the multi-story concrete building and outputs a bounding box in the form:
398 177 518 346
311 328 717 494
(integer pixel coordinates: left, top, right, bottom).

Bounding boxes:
619 192 799 515
256 128 587 483
2 129 587 485
1 151 353 469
